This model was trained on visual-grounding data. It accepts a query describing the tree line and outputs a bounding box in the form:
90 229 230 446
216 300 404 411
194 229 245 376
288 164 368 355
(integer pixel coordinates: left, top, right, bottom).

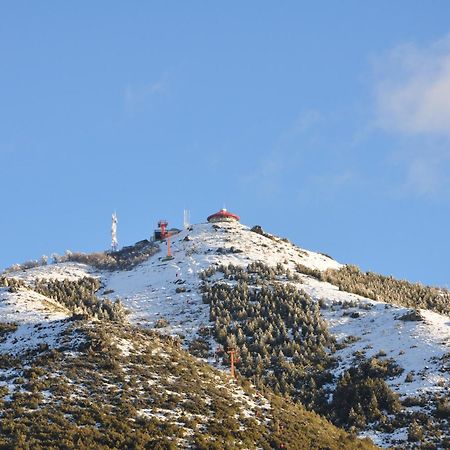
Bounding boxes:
296 264 450 316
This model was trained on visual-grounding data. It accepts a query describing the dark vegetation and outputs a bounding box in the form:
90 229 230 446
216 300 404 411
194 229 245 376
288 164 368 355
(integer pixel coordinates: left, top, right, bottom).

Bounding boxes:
0 321 376 450
250 225 277 241
2 240 160 275
0 323 18 342
33 277 127 321
199 262 450 448
53 239 160 271
0 277 26 292
200 264 397 421
250 225 293 246
1 223 447 448
0 275 126 321
331 358 403 431
296 264 450 316
199 261 301 283
2 257 48 274
202 275 336 412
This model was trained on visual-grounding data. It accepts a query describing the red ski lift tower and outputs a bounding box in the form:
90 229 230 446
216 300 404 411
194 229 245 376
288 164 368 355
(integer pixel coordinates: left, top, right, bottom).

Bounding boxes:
227 347 239 379
158 220 168 238
154 219 175 261
166 233 172 258
154 220 169 241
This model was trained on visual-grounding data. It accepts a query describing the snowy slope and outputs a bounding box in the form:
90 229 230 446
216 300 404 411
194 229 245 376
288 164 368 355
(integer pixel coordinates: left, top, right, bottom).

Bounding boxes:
101 222 450 448
0 263 97 355
301 276 449 393
103 222 340 335
1 220 449 448
6 261 95 283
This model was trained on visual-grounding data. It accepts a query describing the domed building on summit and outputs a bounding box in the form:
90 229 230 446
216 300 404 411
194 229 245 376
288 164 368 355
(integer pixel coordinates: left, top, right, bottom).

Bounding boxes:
207 208 240 223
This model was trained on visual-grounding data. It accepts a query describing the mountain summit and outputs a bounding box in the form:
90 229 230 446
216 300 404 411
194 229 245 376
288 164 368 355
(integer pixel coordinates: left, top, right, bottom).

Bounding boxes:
1 219 449 449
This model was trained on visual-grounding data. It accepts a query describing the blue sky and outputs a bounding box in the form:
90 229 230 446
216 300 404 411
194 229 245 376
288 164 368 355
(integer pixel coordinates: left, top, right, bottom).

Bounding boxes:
2 2 450 286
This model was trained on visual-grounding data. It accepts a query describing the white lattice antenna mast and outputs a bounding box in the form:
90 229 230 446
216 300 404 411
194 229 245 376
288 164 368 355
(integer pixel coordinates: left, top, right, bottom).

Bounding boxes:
111 212 118 252
183 209 190 229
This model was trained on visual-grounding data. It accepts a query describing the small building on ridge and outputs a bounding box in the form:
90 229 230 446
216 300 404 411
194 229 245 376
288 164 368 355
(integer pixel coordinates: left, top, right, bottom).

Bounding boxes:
207 208 240 223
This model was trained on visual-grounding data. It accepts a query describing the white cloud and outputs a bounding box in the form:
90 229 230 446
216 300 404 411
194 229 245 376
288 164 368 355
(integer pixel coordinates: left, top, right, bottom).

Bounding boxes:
375 35 450 137
371 35 450 197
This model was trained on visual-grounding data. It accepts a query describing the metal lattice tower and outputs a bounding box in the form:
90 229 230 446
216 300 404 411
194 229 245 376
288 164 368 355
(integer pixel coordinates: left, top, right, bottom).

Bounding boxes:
111 212 118 252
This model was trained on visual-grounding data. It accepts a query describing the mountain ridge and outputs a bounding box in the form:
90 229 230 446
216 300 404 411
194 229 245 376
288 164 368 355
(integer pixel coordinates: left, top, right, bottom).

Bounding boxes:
1 220 449 448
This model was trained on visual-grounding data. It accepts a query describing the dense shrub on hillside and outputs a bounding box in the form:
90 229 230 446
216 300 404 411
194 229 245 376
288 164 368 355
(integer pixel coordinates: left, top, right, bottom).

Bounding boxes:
200 261 300 283
198 262 426 443
0 322 376 450
54 240 160 271
2 256 48 274
296 264 450 316
250 225 295 246
331 358 403 430
0 323 18 341
0 277 26 290
54 251 118 269
250 225 278 241
201 269 336 412
34 277 127 321
1 276 125 321
188 337 210 358
2 241 160 276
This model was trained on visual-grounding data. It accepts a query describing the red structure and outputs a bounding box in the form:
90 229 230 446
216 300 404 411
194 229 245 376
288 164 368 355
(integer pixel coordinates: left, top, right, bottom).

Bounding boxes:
207 208 240 223
227 348 237 379
166 233 172 258
158 220 168 238
154 220 169 240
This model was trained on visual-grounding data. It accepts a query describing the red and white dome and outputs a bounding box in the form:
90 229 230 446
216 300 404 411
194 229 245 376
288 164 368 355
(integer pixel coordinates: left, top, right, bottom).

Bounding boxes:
207 208 240 223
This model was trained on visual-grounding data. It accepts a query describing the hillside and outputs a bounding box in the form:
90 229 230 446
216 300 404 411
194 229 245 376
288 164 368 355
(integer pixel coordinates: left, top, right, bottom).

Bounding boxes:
1 220 449 448
0 317 375 449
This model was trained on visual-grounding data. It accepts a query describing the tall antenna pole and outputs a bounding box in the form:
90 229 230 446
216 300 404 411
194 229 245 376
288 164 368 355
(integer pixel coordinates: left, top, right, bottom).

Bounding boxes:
111 212 118 252
183 209 190 229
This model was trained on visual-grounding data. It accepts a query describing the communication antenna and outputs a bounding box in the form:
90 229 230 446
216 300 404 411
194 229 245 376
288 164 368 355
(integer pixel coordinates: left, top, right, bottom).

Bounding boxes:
183 209 190 229
111 212 118 252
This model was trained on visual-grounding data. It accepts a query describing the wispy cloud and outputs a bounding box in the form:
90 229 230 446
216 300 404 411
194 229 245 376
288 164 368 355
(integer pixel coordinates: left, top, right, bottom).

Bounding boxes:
124 75 169 113
240 109 322 196
404 157 442 196
371 35 450 197
240 109 360 200
286 109 322 137
396 143 450 197
374 35 450 137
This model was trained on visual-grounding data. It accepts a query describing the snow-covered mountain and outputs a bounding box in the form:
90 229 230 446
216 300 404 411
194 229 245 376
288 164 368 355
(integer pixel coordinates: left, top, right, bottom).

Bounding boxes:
1 220 449 448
